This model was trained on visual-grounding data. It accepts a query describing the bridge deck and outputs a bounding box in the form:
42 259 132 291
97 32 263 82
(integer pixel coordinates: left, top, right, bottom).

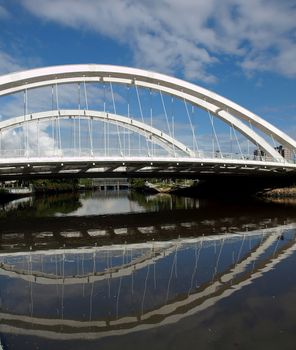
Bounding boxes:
0 156 295 181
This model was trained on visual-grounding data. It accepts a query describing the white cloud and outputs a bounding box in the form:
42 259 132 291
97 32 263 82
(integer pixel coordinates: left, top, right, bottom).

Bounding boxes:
0 5 24 75
0 51 24 75
1 123 58 157
19 0 296 82
0 4 9 19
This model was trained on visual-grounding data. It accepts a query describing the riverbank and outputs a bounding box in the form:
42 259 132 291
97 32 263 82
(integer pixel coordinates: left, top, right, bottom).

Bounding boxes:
0 180 78 203
2 178 296 200
131 179 296 199
260 186 296 198
130 179 196 194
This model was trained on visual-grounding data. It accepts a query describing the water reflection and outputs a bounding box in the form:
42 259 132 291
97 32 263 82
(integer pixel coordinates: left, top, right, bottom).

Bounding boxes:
0 225 295 344
0 193 82 218
1 191 296 253
0 191 200 218
1 192 296 349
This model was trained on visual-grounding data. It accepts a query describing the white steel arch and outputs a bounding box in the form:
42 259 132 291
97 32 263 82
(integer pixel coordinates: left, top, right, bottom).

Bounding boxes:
0 109 194 157
0 64 292 162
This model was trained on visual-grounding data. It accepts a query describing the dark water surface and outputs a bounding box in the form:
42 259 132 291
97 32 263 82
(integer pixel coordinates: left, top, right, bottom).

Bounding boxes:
1 191 296 349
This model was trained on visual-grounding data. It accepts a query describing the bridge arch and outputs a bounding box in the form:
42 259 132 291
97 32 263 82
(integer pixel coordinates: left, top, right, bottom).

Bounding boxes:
0 109 194 157
0 64 293 162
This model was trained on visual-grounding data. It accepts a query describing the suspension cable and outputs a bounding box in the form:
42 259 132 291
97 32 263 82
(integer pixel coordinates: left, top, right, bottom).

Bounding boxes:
26 88 29 156
126 85 131 156
229 126 233 156
23 89 27 156
37 119 39 157
270 133 277 148
51 85 55 155
55 82 62 153
109 80 123 156
171 96 176 156
149 88 154 157
247 136 250 158
159 89 172 136
160 89 175 156
248 119 261 160
83 79 93 156
78 83 81 156
103 82 107 156
232 124 244 160
207 109 223 158
72 112 76 156
122 88 126 156
184 98 198 154
135 83 150 156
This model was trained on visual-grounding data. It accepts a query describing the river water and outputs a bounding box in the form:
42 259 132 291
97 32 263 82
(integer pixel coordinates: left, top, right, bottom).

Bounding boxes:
0 191 296 350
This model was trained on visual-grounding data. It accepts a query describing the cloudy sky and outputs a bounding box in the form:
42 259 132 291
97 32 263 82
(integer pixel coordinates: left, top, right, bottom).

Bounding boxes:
0 0 295 135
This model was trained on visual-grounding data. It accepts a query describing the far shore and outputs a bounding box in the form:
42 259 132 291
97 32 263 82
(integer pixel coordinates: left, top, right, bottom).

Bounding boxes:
2 179 296 201
260 186 296 198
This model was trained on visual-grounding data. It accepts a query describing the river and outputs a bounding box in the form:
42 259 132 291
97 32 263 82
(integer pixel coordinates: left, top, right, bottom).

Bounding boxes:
0 190 296 349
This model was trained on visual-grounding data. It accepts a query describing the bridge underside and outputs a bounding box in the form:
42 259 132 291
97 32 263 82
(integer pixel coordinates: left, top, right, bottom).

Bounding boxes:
1 157 295 193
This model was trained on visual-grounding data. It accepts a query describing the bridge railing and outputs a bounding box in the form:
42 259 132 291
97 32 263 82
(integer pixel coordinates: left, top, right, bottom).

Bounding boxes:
0 147 294 164
0 148 179 158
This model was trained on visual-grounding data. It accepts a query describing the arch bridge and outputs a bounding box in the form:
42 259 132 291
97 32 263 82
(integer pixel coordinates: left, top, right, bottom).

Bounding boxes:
0 64 295 181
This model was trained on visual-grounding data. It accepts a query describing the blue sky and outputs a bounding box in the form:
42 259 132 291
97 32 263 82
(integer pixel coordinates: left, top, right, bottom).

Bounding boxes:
0 0 295 139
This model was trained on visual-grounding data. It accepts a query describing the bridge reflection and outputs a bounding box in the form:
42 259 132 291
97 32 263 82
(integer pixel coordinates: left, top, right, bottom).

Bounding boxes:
0 224 295 340
1 194 296 252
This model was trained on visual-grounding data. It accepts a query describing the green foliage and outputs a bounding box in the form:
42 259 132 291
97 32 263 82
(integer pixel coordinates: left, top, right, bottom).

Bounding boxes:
130 178 146 188
32 179 79 193
79 179 94 187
